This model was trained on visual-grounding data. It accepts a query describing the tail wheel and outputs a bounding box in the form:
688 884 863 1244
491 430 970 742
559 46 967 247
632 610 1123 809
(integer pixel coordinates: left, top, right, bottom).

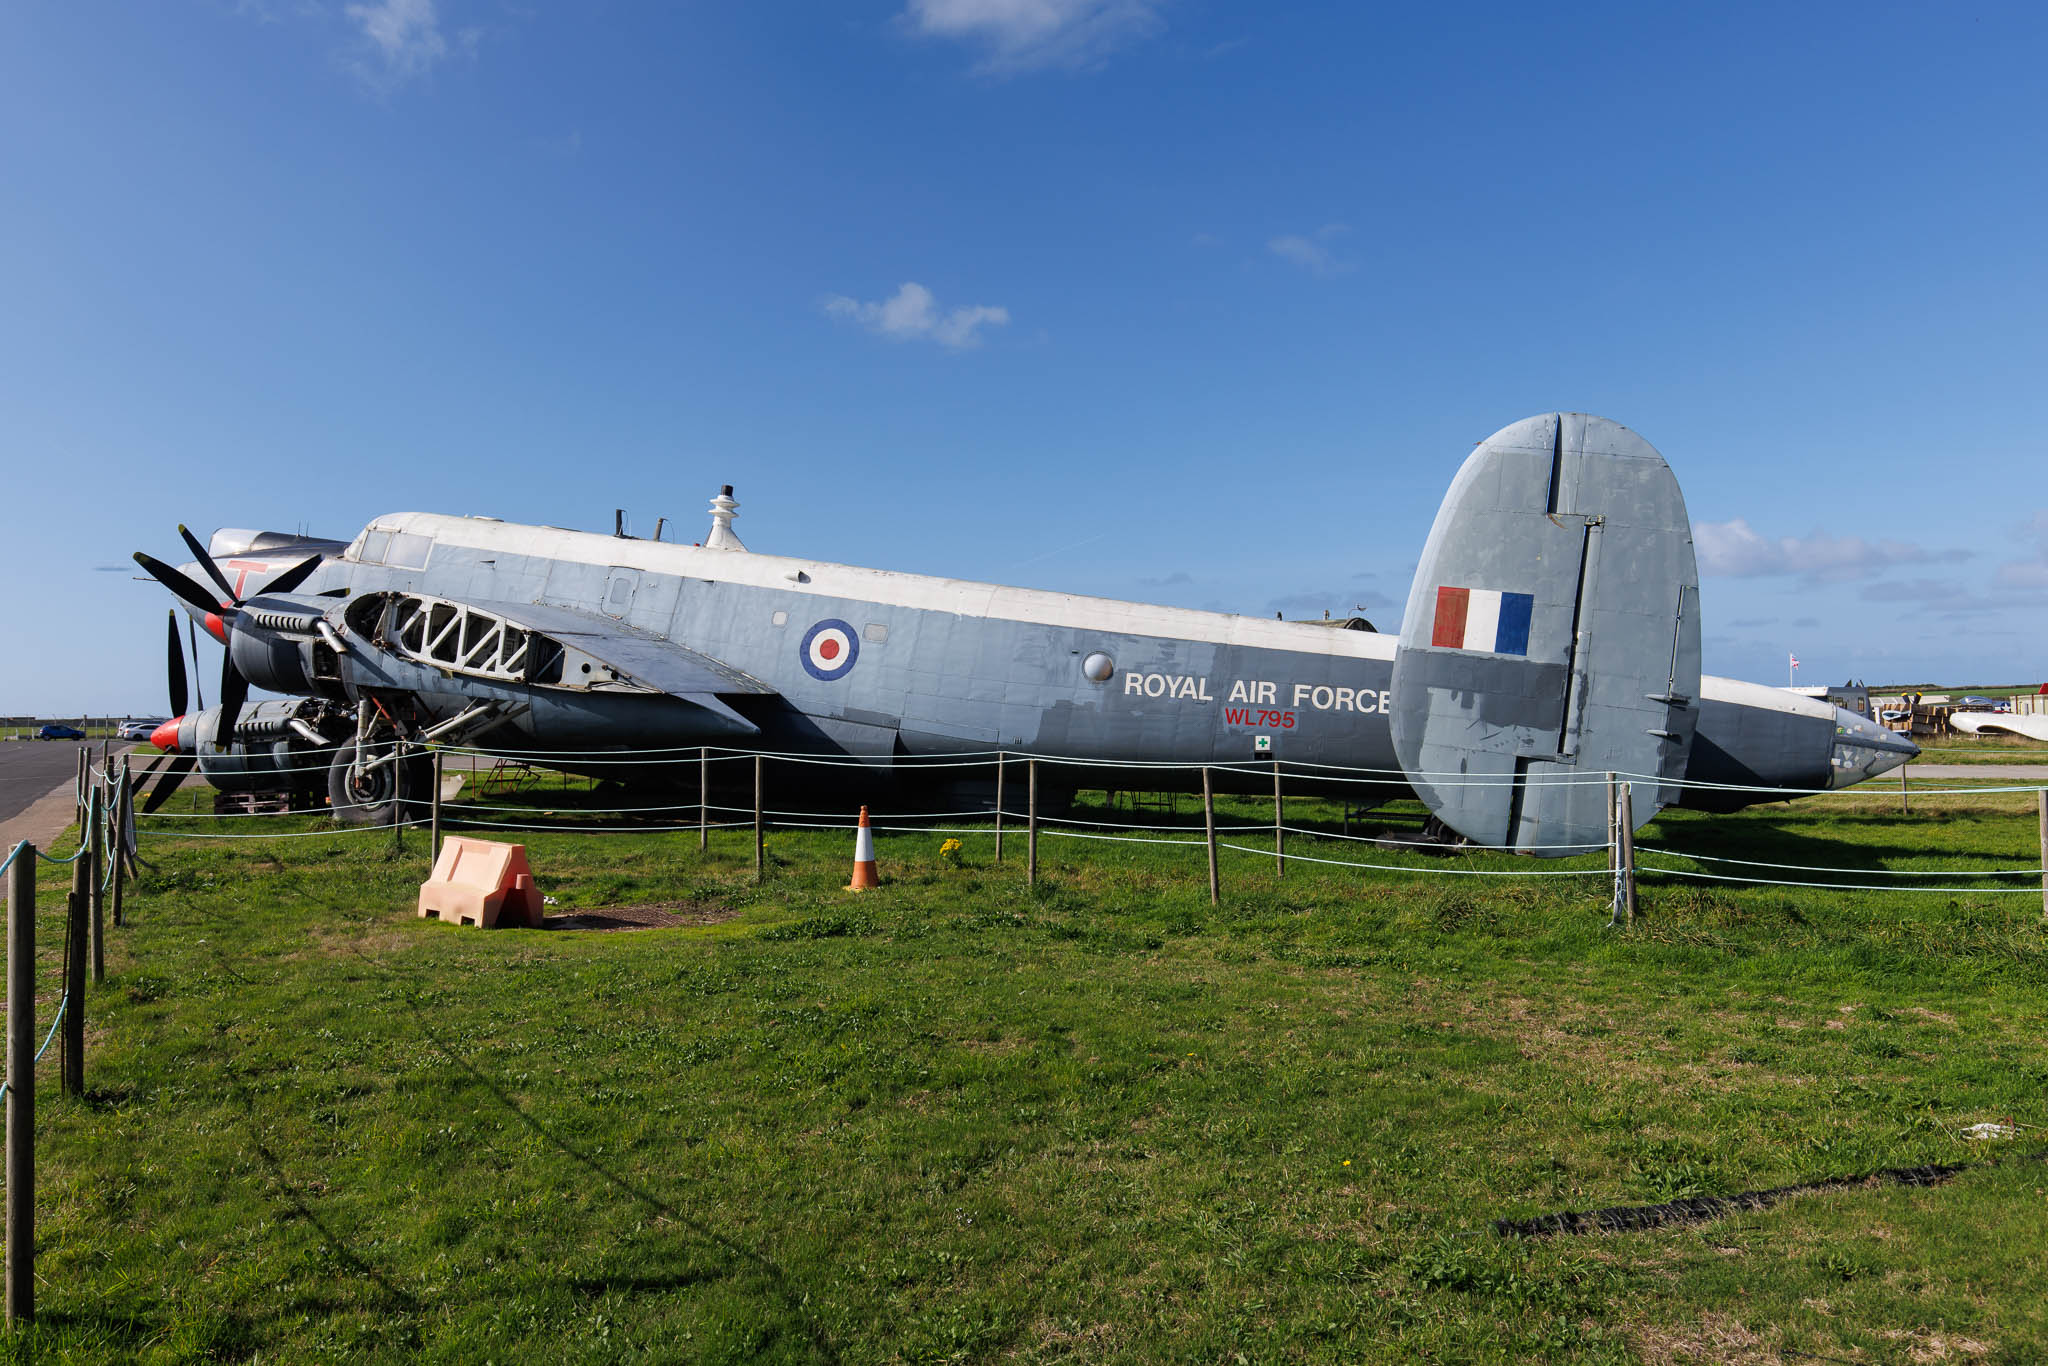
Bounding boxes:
328 738 430 827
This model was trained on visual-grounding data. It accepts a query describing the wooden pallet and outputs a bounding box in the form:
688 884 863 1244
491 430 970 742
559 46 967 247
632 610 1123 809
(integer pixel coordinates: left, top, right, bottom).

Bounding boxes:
213 790 295 816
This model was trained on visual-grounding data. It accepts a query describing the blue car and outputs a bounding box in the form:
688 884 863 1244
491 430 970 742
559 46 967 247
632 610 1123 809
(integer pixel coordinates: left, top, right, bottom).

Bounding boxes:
36 724 85 741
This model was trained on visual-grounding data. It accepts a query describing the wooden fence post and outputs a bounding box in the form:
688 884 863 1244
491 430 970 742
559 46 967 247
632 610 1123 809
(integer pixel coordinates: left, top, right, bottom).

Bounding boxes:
699 748 709 853
429 749 444 864
1202 767 1220 906
1606 772 1618 876
88 784 104 985
753 756 765 883
111 759 128 930
7 843 35 1324
119 757 139 880
389 742 407 856
1619 782 1638 927
1901 767 1909 816
2038 788 2046 922
74 750 85 835
1272 761 1284 878
994 753 1005 864
1026 760 1038 888
62 856 86 1097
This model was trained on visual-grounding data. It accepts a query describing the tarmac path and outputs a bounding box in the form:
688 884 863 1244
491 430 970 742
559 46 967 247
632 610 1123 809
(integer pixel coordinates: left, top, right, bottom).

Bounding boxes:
0 739 116 854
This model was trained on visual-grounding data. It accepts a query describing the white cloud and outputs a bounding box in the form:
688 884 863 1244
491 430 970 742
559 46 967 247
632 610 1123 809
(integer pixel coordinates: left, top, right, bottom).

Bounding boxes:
1267 224 1353 277
345 0 456 83
1694 518 1969 585
822 282 1011 350
903 0 1164 72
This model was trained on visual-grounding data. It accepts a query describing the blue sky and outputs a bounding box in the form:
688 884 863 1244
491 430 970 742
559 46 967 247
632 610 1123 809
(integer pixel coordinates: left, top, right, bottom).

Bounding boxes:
5 1 2047 716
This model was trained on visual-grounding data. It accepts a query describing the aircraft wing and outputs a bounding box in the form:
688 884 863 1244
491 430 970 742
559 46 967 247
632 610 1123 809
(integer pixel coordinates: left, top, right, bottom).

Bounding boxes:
465 599 776 697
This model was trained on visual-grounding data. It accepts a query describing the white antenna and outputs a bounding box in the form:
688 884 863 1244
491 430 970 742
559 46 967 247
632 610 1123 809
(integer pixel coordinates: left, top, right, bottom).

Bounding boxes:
705 484 746 551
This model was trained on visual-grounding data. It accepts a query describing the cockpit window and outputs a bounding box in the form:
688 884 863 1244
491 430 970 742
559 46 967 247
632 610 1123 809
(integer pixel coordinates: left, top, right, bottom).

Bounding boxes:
348 527 431 568
386 533 432 570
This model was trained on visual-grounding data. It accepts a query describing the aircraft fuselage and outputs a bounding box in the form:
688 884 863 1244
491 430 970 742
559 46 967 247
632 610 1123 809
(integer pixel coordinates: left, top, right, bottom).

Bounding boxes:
254 511 1904 809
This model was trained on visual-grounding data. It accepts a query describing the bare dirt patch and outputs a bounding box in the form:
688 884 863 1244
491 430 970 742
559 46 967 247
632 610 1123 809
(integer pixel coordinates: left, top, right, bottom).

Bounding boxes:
543 900 736 932
1632 1310 1783 1364
1882 1328 1994 1363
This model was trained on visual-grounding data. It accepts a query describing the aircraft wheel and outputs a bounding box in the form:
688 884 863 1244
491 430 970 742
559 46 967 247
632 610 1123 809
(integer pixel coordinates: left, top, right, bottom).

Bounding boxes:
328 739 431 826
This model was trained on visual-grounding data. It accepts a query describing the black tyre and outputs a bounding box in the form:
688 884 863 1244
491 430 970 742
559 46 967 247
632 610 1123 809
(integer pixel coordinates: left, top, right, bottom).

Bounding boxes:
328 739 431 826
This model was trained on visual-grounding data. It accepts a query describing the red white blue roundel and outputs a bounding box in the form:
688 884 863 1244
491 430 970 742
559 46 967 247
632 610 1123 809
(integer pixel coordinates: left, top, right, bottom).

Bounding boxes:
800 619 859 681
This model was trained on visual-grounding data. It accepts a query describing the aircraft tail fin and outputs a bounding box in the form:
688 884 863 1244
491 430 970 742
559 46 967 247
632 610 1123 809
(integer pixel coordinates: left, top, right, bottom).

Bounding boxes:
1388 413 1701 853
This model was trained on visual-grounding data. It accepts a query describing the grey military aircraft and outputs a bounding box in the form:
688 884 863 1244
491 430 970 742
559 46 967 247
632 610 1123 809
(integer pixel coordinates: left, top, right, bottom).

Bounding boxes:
133 413 1917 852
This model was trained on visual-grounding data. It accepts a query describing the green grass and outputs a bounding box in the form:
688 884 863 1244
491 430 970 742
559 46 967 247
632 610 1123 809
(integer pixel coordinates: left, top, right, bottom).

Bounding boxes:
9 783 2048 1363
1908 733 2047 764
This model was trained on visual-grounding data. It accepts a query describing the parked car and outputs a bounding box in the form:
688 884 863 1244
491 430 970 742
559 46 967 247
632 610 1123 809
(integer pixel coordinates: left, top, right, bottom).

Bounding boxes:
36 724 85 741
116 720 166 742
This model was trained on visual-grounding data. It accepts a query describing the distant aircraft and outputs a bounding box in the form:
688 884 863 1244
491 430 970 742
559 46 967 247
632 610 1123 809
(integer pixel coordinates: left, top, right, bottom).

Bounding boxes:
1951 712 2048 743
133 413 1917 854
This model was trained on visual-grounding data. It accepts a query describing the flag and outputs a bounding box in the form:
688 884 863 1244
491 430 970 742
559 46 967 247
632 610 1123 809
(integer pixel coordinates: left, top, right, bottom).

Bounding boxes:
1789 652 1801 669
1430 586 1534 655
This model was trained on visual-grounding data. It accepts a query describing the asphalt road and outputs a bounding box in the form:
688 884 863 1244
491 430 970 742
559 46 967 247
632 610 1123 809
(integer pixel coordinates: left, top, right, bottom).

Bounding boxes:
0 738 100 825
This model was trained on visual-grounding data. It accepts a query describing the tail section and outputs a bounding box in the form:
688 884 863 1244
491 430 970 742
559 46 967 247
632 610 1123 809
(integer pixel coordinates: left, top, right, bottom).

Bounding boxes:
1389 414 1700 853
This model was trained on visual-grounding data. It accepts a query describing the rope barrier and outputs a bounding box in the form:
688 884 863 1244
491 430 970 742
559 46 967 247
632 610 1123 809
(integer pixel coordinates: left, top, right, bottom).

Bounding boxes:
1039 828 1206 848
1217 839 1612 876
1636 845 2045 877
1635 859 2047 894
0 994 68 1105
1278 822 1607 854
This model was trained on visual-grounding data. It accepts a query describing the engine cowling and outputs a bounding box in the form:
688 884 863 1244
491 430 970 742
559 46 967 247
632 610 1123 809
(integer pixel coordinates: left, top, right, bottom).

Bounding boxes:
154 698 346 794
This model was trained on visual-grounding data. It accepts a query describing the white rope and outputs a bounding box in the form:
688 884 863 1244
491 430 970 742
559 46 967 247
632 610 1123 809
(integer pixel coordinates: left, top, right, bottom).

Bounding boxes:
1217 840 1611 876
1040 828 1206 847
142 823 393 840
1637 859 2048 894
1279 822 1606 853
1637 845 2045 877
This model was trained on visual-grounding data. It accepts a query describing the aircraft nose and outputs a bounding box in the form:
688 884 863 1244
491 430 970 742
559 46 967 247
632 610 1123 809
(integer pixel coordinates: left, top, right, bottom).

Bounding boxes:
1826 706 1919 788
150 717 184 752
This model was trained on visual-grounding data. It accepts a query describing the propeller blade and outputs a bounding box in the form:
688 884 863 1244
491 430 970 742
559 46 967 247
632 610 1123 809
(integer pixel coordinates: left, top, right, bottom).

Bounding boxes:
217 653 248 748
256 553 324 597
179 524 239 604
141 756 197 815
134 552 222 617
166 610 189 718
188 616 205 710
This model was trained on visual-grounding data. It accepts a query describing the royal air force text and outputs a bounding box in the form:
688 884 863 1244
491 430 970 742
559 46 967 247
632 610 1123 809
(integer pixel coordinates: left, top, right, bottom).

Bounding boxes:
1122 672 1389 725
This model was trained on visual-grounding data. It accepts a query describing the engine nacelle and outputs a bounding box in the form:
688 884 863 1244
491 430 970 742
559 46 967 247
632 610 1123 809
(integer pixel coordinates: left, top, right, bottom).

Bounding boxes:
160 698 346 794
227 594 350 700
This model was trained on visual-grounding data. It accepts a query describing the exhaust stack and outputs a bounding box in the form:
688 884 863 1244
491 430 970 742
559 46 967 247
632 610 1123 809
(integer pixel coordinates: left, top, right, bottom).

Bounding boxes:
705 484 747 551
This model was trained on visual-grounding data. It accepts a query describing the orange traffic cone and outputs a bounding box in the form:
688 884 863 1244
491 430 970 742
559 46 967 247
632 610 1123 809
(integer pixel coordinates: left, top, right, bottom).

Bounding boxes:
846 806 879 891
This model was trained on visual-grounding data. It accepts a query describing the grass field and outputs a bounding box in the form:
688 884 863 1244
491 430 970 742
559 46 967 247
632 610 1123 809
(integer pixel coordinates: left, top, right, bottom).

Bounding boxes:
1908 733 2047 765
8 779 2048 1363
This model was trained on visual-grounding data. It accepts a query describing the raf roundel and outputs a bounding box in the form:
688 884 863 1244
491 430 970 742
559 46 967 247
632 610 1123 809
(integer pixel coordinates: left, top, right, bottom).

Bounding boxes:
799 619 860 681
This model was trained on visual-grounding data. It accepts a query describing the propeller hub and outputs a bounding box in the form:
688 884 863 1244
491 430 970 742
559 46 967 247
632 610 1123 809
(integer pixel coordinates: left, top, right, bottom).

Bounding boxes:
150 718 184 753
203 611 228 643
